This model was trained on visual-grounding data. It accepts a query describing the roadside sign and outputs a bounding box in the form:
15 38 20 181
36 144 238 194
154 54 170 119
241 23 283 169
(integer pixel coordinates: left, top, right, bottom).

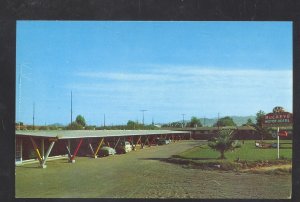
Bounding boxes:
263 112 293 126
278 131 288 137
262 110 293 160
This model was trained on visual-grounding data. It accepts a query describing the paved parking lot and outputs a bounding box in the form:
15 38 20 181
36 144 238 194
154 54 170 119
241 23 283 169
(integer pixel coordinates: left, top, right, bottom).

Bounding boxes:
16 140 291 198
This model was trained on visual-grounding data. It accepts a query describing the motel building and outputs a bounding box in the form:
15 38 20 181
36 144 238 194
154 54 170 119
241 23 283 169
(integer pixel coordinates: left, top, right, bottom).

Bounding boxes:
15 129 191 168
15 127 293 168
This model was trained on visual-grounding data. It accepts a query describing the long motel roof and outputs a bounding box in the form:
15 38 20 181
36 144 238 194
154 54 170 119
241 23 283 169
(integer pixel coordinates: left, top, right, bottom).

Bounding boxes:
15 130 191 139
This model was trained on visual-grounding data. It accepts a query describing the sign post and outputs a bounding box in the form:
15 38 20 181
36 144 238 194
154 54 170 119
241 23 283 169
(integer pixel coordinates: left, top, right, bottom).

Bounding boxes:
262 110 292 160
277 127 279 159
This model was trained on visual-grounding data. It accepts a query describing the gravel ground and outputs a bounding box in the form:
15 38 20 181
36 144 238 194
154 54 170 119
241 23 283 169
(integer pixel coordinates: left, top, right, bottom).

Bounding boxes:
15 140 291 198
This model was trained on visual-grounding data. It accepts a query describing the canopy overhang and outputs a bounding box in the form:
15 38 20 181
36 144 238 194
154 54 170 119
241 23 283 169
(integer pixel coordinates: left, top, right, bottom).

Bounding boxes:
16 129 190 139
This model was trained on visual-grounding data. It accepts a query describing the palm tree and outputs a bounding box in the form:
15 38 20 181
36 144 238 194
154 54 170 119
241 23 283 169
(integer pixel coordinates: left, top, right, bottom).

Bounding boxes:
208 129 237 159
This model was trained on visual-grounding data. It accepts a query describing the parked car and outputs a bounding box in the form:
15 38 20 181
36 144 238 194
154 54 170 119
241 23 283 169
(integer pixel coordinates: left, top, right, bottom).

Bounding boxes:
116 141 133 154
98 146 116 157
157 138 170 145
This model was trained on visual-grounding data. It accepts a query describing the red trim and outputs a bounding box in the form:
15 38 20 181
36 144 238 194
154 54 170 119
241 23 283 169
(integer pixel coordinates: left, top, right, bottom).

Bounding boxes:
71 138 83 161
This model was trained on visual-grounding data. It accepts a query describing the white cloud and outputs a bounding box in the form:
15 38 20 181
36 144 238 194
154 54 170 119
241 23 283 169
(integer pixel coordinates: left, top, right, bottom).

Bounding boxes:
76 71 179 82
69 65 292 116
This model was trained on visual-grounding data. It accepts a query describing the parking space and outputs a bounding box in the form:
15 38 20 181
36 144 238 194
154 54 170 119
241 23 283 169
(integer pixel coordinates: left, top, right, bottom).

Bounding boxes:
16 140 291 198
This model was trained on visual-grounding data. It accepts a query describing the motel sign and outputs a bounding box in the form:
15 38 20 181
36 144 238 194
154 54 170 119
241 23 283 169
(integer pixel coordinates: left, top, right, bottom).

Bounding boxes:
263 112 293 126
262 109 292 159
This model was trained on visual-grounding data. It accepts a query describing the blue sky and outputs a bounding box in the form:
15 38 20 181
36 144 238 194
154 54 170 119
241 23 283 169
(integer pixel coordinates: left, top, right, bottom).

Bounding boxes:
16 21 292 126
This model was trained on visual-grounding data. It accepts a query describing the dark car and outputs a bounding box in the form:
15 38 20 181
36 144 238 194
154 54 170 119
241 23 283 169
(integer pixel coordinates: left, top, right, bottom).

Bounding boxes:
157 139 170 145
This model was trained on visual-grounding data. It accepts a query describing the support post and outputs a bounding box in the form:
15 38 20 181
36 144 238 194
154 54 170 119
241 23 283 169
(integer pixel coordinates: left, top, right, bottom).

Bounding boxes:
70 138 83 162
68 139 71 153
128 136 134 150
41 138 45 160
134 136 142 150
41 141 55 168
114 137 120 149
66 144 72 160
20 138 23 163
141 136 149 149
94 138 104 158
146 136 150 147
29 137 43 164
89 143 95 156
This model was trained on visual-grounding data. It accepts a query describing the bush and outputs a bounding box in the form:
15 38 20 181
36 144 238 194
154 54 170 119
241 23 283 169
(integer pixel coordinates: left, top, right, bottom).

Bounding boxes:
39 126 49 130
48 126 58 130
85 125 96 130
66 122 83 130
26 125 35 130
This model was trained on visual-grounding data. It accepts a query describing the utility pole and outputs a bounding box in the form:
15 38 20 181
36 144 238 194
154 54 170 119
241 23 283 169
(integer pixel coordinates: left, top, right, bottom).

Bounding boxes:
217 112 220 130
140 109 147 125
71 91 73 124
32 102 35 130
182 114 185 128
104 113 106 127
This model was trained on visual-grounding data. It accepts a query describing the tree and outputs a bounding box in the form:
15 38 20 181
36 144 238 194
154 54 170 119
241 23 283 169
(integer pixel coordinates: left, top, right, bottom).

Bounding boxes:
245 118 253 125
75 115 86 127
127 120 136 129
208 129 238 159
255 110 265 127
66 122 83 130
186 116 202 128
254 110 272 140
213 116 236 127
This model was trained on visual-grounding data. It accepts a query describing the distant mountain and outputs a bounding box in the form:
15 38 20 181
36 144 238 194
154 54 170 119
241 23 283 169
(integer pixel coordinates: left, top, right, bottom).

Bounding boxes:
166 116 256 127
231 116 256 126
202 116 256 126
47 123 65 127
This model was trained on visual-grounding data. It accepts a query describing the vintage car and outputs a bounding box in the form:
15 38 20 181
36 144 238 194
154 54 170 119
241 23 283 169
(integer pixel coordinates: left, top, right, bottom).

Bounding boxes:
115 141 133 154
98 146 116 157
157 138 171 145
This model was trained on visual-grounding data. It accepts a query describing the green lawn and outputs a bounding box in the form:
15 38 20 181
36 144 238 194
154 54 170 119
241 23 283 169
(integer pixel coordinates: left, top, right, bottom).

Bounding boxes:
177 140 292 162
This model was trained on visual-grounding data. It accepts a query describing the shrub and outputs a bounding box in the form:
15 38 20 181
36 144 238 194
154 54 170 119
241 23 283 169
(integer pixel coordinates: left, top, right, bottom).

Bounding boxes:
39 126 49 130
66 122 83 130
208 129 237 159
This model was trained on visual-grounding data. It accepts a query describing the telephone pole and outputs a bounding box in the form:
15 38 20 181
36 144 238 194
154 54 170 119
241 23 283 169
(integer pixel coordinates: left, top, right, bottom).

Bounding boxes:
104 113 106 127
70 91 73 124
182 114 185 128
217 112 220 130
32 102 35 130
140 109 147 125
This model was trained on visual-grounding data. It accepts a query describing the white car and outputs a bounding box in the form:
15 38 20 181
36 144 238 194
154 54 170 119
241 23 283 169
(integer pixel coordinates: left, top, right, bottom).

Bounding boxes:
116 141 133 154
